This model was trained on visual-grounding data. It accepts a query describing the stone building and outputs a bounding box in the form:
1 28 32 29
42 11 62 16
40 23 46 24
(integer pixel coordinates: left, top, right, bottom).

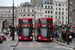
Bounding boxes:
0 6 17 29
17 2 35 25
54 0 68 25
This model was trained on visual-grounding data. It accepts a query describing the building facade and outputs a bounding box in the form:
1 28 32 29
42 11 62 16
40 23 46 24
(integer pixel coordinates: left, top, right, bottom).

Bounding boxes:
17 2 35 25
43 0 54 23
0 0 69 29
31 0 37 4
54 0 68 25
0 6 17 29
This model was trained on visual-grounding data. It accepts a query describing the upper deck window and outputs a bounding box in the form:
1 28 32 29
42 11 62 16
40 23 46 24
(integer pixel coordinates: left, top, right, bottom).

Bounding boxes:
39 19 52 23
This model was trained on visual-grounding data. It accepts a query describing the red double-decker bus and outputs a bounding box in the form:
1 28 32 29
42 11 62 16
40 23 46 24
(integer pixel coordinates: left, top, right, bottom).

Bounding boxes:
18 17 33 41
34 17 53 41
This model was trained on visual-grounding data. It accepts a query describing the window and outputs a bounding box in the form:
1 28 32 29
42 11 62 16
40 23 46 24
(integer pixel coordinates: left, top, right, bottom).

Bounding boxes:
24 14 25 16
62 8 64 11
21 14 22 16
28 9 30 12
66 17 67 19
59 8 61 10
56 8 57 10
40 25 51 27
48 6 50 8
39 19 52 23
48 15 50 17
47 2 49 4
24 9 25 12
32 14 34 16
20 25 31 27
62 21 64 24
62 16 64 20
50 2 52 4
45 2 46 4
51 16 53 18
59 12 61 15
8 15 10 17
56 3 57 6
32 9 34 12
28 14 29 16
51 11 53 14
9 11 11 12
40 15 42 16
66 12 67 15
55 16 57 19
28 5 29 7
59 4 61 6
56 21 57 24
66 21 67 24
21 9 22 12
62 12 64 15
48 11 50 13
51 6 53 8
15 10 17 12
45 11 47 13
62 4 64 6
55 12 57 15
66 8 68 11
59 16 60 19
45 5 47 8
45 15 47 17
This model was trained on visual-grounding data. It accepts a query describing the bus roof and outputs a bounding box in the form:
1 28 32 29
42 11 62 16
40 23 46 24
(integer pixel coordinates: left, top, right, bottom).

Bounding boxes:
38 17 52 19
19 17 32 19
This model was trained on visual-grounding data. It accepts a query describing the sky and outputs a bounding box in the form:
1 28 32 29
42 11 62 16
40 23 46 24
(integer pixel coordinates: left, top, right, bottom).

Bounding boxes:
0 0 30 6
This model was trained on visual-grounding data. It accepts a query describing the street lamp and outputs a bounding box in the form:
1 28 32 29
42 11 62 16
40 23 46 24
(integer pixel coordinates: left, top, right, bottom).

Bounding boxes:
13 0 14 27
12 0 15 40
68 0 70 25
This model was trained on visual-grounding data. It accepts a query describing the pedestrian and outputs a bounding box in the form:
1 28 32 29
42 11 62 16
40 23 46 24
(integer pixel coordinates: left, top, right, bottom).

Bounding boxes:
62 31 66 42
54 30 58 40
71 32 74 41
66 30 70 45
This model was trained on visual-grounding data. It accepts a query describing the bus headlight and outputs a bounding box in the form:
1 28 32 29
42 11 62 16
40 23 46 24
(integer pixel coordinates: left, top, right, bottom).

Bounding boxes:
19 37 21 39
30 37 32 39
39 37 41 39
50 38 52 40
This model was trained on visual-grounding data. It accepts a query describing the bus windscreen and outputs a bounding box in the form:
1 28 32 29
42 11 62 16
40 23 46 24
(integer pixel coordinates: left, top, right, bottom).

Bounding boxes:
38 29 53 37
19 28 29 36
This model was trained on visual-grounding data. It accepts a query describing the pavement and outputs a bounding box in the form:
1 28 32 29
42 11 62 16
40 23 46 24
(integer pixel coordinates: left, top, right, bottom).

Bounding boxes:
53 38 75 49
0 35 18 50
9 35 18 50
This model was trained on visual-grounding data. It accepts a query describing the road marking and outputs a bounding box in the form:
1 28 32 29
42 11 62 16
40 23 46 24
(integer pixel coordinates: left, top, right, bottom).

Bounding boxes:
69 48 73 50
46 48 48 50
52 42 58 45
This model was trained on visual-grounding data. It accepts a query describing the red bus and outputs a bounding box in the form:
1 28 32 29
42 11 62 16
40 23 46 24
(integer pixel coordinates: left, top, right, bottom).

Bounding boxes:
34 17 53 41
18 17 33 41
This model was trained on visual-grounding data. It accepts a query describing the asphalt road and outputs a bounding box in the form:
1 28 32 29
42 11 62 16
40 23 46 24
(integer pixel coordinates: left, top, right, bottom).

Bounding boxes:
14 40 73 50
